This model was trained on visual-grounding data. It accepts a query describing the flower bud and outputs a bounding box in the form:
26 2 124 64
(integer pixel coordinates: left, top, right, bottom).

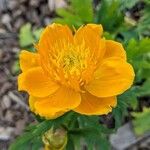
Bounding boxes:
42 127 67 150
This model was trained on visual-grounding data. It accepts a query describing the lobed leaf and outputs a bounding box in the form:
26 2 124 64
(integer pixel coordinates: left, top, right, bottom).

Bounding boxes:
53 0 94 28
19 23 34 48
132 108 150 135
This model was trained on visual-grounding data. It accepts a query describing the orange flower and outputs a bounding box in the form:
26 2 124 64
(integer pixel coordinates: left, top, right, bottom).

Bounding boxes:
18 23 135 119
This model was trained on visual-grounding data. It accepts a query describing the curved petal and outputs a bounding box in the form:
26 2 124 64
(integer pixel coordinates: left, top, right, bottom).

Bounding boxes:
86 24 103 37
74 24 105 61
74 92 117 115
19 50 40 72
18 67 59 97
34 86 81 111
86 57 135 97
104 40 126 60
38 23 73 56
29 96 37 111
29 96 65 119
37 23 74 74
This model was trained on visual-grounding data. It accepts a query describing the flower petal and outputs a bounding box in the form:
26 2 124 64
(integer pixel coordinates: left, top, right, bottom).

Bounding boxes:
74 24 105 61
29 96 37 111
19 50 40 72
86 24 103 37
37 23 74 74
38 23 73 56
74 92 117 115
86 57 135 97
29 96 65 119
18 67 59 97
32 87 81 118
104 40 126 60
34 86 81 110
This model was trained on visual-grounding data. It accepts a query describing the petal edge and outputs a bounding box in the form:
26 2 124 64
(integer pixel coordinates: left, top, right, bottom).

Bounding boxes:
86 57 135 97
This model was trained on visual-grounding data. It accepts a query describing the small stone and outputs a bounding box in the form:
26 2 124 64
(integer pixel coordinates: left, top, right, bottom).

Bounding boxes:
0 28 7 34
31 10 40 24
2 95 11 109
19 0 26 3
15 120 26 135
40 5 50 16
1 14 11 25
7 0 18 10
0 126 15 140
4 110 14 122
0 49 2 60
13 9 22 18
44 17 51 26
48 0 67 12
110 123 136 150
14 18 24 31
29 0 40 7
12 47 20 53
0 0 7 12
0 82 12 95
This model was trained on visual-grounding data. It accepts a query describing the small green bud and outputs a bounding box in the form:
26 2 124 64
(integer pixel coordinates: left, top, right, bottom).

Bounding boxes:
42 127 67 150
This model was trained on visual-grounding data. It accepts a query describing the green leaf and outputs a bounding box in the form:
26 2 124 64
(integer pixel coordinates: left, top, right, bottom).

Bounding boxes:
119 87 138 110
69 115 112 149
53 0 94 28
70 0 93 22
95 135 111 150
103 32 115 40
137 3 150 37
10 112 79 150
132 107 150 135
32 120 53 136
54 8 83 27
31 137 43 150
137 79 150 96
71 134 81 150
19 23 35 47
141 68 150 79
65 135 75 150
126 38 150 83
9 120 53 150
9 132 34 150
126 38 150 60
25 124 37 131
33 28 44 41
120 0 139 9
11 60 20 75
112 99 128 129
96 0 124 32
112 87 140 128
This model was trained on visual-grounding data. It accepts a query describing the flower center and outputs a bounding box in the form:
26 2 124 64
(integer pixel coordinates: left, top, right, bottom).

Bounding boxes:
41 41 98 91
61 50 87 75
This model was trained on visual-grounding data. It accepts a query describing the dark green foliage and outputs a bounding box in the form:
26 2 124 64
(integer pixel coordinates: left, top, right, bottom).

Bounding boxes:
9 112 74 150
120 0 139 9
136 1 150 37
126 38 150 82
95 0 124 32
9 112 112 150
9 120 53 150
53 0 94 28
137 79 150 96
132 108 150 135
67 115 112 150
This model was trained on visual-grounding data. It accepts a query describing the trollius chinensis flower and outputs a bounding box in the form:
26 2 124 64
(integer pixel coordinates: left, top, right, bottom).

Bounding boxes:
18 23 135 119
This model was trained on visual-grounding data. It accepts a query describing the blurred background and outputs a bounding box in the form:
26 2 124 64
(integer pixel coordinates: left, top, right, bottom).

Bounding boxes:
0 0 150 150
